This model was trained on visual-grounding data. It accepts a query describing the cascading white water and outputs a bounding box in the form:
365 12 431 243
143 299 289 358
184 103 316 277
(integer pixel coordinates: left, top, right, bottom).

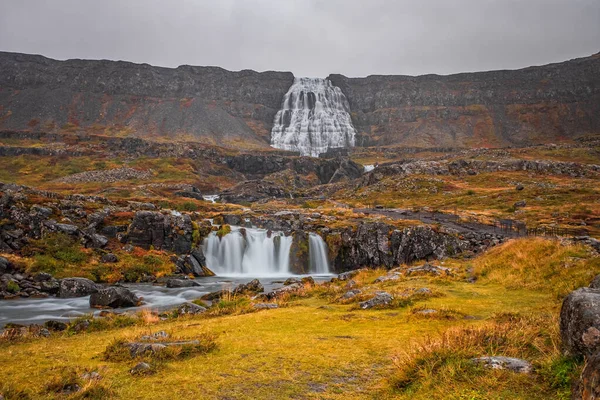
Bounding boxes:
203 226 293 277
308 233 331 274
270 77 357 157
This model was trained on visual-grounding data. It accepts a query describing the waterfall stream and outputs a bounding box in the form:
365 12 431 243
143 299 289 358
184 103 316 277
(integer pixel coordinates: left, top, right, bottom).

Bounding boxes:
270 77 356 157
203 227 331 276
308 233 331 274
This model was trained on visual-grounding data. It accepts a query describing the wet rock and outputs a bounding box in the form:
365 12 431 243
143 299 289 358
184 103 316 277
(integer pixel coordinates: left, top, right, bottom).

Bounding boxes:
59 278 100 298
175 302 206 315
359 292 393 309
90 287 141 308
233 279 264 295
253 303 278 310
44 320 67 331
560 288 600 357
284 277 301 286
40 279 60 294
471 356 532 373
166 278 200 288
101 253 119 263
33 272 52 282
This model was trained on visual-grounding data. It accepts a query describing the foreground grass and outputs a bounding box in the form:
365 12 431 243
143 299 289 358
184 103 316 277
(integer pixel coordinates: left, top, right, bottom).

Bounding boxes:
0 238 598 399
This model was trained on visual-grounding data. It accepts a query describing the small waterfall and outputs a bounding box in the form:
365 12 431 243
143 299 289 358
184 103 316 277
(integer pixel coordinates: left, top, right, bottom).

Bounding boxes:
202 195 220 203
203 226 293 276
270 77 356 157
308 233 330 274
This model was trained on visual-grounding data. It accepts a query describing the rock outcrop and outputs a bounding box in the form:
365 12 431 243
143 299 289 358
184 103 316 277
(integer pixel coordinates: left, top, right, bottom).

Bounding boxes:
89 286 141 308
125 211 193 254
329 53 600 148
0 51 294 146
560 287 600 357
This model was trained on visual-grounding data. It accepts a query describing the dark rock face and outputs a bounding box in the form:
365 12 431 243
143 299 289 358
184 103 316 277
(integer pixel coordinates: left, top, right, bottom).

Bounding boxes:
89 286 141 308
126 211 193 254
328 224 462 272
59 278 100 298
166 278 199 288
0 52 294 146
560 288 600 357
329 53 600 148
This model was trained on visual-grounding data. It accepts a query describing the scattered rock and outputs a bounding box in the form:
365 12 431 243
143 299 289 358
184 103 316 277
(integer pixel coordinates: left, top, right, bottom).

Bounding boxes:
253 303 278 310
166 278 199 288
513 200 527 209
260 283 302 300
72 320 90 332
560 288 600 357
174 302 206 315
284 277 301 286
233 279 264 295
44 320 67 331
81 371 101 381
406 263 452 276
471 356 532 373
101 253 119 263
336 269 366 281
130 362 152 375
0 256 10 274
90 286 141 308
59 278 100 298
140 331 169 341
359 292 393 309
342 289 362 299
344 280 357 289
414 309 437 315
374 272 401 283
516 184 524 191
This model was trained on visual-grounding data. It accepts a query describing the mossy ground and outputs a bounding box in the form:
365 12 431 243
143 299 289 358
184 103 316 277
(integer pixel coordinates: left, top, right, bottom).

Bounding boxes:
1 238 597 399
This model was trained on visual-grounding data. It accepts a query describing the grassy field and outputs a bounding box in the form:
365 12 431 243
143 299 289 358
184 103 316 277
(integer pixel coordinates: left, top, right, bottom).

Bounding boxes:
1 238 598 399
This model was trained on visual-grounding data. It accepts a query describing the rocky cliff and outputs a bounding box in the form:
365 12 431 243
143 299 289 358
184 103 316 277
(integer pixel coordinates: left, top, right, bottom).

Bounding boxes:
1 51 599 149
329 53 600 147
0 52 294 146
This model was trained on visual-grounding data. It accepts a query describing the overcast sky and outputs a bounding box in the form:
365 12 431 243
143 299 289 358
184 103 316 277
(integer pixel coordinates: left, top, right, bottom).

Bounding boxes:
0 0 598 78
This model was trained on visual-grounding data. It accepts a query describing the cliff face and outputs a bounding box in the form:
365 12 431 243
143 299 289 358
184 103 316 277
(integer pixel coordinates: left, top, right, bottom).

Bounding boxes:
1 51 599 149
329 53 600 147
0 52 294 146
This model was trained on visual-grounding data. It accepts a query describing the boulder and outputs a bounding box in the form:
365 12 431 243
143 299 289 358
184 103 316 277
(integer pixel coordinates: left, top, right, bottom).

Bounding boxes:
58 278 100 298
90 286 141 308
471 356 532 373
166 279 200 288
342 289 362 299
359 292 393 309
284 277 301 286
590 275 600 289
101 253 119 263
560 288 600 357
233 279 264 295
44 320 68 331
0 256 10 274
175 302 206 315
513 200 527 209
55 223 79 235
253 303 278 310
130 362 152 375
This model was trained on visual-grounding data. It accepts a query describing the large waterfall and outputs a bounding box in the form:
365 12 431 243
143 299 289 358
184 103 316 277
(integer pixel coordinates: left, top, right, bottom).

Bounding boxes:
308 233 330 274
270 77 357 157
203 227 331 276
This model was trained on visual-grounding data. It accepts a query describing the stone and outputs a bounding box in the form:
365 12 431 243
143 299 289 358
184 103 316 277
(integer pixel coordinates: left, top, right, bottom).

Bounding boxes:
406 263 452 277
253 303 278 309
513 200 527 209
130 362 152 375
560 288 600 357
261 283 302 300
140 331 169 341
87 234 109 248
516 184 524 191
44 320 67 331
40 279 60 294
414 309 437 315
301 276 315 286
101 253 119 263
359 292 393 309
175 302 206 315
0 256 10 274
72 320 90 332
33 272 52 282
166 278 200 288
590 275 600 289
55 223 79 235
89 287 141 308
284 277 301 286
233 279 264 295
471 356 532 374
337 269 366 281
342 289 362 299
59 278 100 298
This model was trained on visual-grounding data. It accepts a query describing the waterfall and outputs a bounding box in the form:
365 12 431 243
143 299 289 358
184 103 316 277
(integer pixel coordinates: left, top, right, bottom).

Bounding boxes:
270 77 356 158
203 226 293 277
308 233 330 274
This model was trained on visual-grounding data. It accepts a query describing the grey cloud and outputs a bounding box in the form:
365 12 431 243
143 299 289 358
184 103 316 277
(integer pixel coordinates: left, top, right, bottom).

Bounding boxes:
0 0 598 77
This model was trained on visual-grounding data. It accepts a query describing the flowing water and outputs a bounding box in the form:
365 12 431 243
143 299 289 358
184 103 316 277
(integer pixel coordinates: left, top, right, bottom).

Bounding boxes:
270 77 356 157
308 233 330 274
